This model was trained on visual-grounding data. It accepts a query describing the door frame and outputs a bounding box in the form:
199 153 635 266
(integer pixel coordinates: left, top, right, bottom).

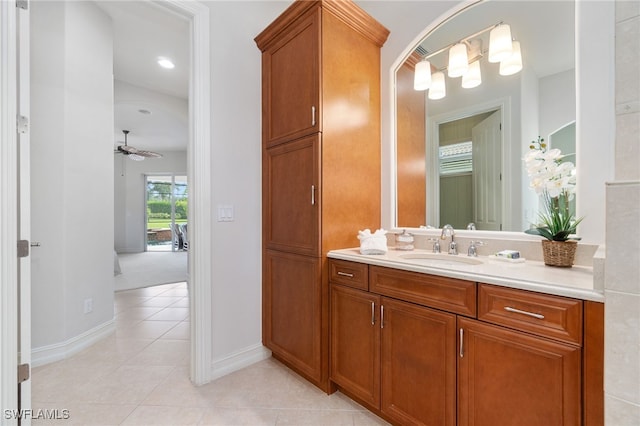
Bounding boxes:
1 0 22 418
158 0 212 386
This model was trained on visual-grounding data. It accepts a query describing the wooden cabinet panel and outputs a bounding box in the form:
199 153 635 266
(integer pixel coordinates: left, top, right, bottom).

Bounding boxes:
329 259 368 290
260 8 320 146
381 297 457 426
264 135 320 256
370 265 476 317
458 317 582 426
264 250 322 383
330 285 380 408
478 284 583 345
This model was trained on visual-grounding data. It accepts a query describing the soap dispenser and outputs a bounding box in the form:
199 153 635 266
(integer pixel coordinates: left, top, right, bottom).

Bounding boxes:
396 229 414 251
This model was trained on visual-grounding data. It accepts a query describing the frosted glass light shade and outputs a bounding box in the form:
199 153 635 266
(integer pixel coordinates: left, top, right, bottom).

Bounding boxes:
447 43 469 78
488 24 513 63
462 60 482 88
499 41 523 76
428 72 446 100
414 60 432 91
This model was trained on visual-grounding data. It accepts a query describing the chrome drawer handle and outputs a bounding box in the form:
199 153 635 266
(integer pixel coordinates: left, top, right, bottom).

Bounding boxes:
371 302 375 325
504 306 545 320
337 271 354 278
459 328 464 358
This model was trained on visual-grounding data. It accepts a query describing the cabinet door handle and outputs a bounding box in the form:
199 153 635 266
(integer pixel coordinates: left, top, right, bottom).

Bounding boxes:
459 328 464 358
311 106 316 126
380 305 384 329
371 302 375 325
311 185 315 205
337 271 354 278
504 306 545 320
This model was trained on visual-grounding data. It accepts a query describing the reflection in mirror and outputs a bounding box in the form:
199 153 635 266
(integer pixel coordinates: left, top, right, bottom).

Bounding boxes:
395 0 576 232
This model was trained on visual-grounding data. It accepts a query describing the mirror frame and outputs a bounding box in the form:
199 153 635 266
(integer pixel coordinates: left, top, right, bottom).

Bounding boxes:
386 0 614 244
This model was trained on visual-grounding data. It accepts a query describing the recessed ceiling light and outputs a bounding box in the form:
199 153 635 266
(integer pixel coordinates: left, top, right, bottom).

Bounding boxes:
157 57 175 69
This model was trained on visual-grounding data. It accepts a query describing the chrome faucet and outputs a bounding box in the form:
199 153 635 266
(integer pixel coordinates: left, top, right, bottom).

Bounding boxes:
440 224 457 255
466 222 476 230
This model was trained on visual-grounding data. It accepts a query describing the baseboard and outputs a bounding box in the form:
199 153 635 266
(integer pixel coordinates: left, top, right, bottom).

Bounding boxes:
31 320 116 367
210 344 272 381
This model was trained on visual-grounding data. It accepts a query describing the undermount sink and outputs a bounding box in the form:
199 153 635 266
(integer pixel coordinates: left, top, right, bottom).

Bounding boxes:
398 253 484 266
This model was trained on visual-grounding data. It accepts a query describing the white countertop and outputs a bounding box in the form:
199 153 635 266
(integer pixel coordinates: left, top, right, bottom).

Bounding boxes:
328 248 604 302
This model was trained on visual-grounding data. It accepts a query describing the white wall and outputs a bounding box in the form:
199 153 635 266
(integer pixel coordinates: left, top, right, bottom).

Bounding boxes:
114 151 187 253
30 1 114 352
205 0 286 365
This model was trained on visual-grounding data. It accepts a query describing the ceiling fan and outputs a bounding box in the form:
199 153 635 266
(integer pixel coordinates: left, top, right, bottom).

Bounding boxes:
114 130 163 161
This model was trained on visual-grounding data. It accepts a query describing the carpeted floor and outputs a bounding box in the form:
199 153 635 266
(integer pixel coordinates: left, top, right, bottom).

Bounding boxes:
114 251 188 291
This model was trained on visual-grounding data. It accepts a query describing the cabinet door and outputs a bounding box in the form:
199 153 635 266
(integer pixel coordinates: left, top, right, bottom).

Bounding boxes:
458 317 581 426
261 8 320 146
264 250 322 383
380 297 457 426
330 285 380 408
264 135 320 256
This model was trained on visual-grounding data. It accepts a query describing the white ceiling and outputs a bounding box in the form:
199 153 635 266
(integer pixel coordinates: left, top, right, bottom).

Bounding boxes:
95 1 190 152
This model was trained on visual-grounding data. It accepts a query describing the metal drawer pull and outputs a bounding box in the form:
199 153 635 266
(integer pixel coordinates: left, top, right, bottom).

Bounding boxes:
337 271 354 278
311 106 316 126
504 306 545 320
311 185 315 205
380 305 384 329
371 302 375 325
459 328 464 358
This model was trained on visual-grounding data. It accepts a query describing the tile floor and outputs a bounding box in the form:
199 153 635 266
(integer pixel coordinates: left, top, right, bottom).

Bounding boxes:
31 282 388 425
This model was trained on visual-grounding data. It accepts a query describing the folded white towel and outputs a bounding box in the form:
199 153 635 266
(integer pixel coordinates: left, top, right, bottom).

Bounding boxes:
357 228 388 255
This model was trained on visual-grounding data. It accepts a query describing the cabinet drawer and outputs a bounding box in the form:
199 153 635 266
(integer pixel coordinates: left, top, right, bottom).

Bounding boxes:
370 266 476 317
478 284 583 345
329 259 368 290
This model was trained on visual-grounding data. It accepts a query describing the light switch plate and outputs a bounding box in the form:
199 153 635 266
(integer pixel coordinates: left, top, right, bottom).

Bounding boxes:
217 205 234 222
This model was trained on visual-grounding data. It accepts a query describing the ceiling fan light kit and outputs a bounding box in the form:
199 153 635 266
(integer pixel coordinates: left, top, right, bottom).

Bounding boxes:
114 129 163 161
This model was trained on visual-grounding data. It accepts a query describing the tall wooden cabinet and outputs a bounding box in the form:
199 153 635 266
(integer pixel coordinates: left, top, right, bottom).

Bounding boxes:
255 0 389 392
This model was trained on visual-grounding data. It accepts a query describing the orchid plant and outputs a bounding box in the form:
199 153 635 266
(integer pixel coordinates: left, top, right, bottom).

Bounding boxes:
524 138 583 241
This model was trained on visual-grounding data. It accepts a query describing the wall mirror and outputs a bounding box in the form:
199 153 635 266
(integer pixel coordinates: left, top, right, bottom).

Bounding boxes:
394 0 578 233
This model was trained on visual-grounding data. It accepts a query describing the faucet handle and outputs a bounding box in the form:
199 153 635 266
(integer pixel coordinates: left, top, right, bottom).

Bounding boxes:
428 238 441 253
467 240 486 257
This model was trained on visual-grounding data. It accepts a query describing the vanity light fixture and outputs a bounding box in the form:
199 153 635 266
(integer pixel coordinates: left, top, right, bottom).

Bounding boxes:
462 60 482 88
447 42 469 78
428 71 446 100
499 40 523 76
413 22 522 97
414 60 432 90
488 23 513 63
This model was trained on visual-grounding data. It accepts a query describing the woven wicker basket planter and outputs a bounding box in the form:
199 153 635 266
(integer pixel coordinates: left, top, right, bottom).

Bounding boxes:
541 240 577 267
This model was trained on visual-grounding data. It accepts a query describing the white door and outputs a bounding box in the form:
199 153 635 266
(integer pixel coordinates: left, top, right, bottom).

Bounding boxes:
1 1 32 424
472 111 502 231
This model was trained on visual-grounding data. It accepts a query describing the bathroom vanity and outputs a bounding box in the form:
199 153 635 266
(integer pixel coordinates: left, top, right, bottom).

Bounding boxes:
328 248 603 426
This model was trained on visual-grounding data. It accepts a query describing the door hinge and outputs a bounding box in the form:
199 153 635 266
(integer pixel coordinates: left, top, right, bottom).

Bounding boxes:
16 0 28 10
17 115 29 134
18 363 30 384
17 240 29 258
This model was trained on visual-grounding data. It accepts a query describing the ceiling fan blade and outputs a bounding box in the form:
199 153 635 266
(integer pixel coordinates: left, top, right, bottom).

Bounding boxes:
118 145 139 154
136 150 163 158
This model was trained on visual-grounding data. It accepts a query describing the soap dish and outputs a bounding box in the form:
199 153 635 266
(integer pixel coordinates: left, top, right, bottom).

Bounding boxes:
489 255 526 264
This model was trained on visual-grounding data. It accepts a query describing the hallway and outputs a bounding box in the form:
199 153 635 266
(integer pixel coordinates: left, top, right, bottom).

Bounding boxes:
31 282 387 425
